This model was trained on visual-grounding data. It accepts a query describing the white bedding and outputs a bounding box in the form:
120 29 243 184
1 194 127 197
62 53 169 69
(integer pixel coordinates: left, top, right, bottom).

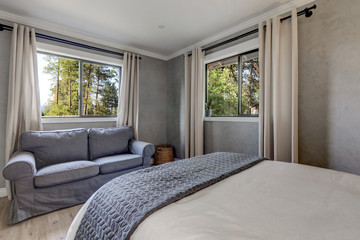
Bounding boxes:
67 160 360 240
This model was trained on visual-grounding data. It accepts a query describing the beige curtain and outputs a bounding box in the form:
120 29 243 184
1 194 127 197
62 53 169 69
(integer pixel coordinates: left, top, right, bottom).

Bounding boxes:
184 48 205 158
258 9 299 163
117 52 139 139
5 24 42 199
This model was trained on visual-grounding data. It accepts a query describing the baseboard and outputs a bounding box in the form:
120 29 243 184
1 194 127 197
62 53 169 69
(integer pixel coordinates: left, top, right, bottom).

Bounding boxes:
0 188 7 198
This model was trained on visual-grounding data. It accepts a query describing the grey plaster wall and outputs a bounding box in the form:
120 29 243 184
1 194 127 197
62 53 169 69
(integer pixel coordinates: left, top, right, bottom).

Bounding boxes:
204 121 258 155
0 29 11 188
138 55 167 145
298 0 360 175
166 55 185 158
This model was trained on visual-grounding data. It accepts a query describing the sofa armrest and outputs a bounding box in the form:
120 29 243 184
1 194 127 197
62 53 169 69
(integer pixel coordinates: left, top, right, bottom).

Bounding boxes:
3 151 37 181
129 140 155 167
129 140 155 157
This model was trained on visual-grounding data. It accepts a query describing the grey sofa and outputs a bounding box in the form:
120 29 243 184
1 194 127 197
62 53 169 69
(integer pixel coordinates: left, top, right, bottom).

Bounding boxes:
2 126 155 224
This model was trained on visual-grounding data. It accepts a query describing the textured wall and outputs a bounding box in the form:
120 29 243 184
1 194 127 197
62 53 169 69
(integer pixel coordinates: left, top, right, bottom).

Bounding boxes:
166 55 185 158
298 0 360 175
0 29 11 188
204 121 259 155
138 55 167 145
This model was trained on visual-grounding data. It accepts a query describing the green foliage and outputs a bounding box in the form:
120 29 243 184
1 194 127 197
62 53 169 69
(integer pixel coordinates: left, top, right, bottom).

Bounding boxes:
82 63 118 116
42 56 79 116
207 57 259 116
100 82 119 115
41 55 119 117
207 65 239 116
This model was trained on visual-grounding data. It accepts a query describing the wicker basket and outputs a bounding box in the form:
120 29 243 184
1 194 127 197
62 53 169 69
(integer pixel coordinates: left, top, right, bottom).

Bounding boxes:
154 144 174 165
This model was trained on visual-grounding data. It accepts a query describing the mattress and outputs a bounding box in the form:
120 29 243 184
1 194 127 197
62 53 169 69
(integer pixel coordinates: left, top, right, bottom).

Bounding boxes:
67 160 360 240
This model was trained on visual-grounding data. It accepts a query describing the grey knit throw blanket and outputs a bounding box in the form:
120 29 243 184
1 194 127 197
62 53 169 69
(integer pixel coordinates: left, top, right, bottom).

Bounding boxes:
75 152 264 240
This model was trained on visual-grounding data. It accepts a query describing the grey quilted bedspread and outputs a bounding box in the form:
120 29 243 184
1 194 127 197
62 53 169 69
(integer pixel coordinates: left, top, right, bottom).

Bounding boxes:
75 152 264 240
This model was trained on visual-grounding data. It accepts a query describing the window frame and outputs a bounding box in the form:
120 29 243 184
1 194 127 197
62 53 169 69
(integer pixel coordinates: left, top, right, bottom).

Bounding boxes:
204 38 260 122
37 42 123 122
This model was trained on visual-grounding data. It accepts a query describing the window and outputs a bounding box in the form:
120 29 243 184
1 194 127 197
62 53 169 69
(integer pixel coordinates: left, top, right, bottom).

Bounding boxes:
37 52 121 117
206 50 259 117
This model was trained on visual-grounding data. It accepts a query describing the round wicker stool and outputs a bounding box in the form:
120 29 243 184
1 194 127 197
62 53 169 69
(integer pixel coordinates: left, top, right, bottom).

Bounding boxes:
154 144 174 165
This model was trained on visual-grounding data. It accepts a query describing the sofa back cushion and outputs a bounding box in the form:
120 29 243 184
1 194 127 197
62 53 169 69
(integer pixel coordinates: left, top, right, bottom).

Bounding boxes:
20 128 88 169
88 126 133 160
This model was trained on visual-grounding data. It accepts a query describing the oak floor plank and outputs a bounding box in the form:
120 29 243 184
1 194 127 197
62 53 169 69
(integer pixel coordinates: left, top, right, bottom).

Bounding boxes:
25 218 38 240
48 210 62 240
0 197 82 240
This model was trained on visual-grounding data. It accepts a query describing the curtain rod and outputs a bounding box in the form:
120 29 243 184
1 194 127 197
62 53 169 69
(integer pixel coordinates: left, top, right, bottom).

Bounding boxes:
0 24 142 60
188 4 317 56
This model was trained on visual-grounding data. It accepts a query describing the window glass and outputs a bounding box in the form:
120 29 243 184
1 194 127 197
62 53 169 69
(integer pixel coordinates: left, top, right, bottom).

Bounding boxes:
82 62 119 116
206 50 259 117
38 53 79 116
240 52 259 115
207 56 239 116
37 52 120 117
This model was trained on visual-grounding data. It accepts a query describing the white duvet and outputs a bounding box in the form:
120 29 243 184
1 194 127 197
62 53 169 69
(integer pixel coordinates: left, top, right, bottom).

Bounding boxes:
67 160 360 240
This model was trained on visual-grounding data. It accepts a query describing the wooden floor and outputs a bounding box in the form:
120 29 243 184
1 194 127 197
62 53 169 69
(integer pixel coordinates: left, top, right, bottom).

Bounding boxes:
0 197 82 240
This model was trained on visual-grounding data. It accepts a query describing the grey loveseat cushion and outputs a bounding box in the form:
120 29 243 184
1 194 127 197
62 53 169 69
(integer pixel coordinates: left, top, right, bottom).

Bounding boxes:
88 126 133 160
35 160 99 187
93 154 143 174
20 128 88 169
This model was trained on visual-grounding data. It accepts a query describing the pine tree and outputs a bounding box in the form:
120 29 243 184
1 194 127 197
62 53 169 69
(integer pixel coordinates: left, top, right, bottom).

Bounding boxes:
42 56 79 116
82 63 94 116
42 56 119 117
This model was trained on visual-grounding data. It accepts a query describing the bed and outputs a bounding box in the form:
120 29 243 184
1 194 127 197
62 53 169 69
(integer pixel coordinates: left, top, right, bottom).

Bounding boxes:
67 152 360 240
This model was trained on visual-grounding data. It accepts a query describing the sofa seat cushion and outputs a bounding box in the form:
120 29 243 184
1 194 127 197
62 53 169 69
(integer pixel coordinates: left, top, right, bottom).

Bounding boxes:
35 161 99 188
93 154 142 174
88 126 133 160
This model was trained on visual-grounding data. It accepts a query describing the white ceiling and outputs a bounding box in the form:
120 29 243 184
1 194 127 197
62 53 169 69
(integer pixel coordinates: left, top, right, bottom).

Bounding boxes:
0 0 306 59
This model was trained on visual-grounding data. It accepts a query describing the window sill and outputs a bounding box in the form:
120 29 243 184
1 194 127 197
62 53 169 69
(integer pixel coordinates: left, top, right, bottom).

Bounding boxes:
41 117 117 124
203 117 259 123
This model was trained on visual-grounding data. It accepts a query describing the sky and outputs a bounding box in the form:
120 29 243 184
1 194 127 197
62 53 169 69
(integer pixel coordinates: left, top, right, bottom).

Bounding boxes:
37 53 52 107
